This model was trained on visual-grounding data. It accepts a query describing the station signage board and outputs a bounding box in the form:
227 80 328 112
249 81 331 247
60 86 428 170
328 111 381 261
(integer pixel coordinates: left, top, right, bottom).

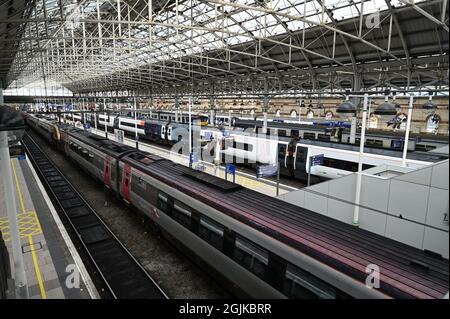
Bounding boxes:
114 129 124 144
310 154 324 167
256 164 278 178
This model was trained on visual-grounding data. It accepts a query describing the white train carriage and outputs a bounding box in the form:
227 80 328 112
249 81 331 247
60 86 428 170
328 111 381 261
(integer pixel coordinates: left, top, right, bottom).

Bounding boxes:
97 113 116 128
220 133 278 165
117 117 146 136
220 131 435 180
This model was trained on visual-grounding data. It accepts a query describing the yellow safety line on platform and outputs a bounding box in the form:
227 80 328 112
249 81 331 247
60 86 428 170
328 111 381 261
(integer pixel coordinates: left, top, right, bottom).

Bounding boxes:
28 235 47 299
10 159 47 299
11 159 26 213
0 211 43 241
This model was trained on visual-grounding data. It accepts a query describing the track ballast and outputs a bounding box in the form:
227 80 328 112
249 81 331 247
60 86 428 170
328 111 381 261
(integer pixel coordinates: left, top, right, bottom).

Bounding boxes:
22 133 168 299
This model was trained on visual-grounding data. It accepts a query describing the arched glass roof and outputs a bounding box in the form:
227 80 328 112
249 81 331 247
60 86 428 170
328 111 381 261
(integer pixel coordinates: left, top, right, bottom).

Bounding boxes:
1 0 448 96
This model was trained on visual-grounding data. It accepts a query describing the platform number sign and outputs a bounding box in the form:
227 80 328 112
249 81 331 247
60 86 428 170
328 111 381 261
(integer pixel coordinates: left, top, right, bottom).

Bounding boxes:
225 164 236 183
310 154 324 167
307 154 324 187
83 123 92 132
114 129 124 144
256 164 278 179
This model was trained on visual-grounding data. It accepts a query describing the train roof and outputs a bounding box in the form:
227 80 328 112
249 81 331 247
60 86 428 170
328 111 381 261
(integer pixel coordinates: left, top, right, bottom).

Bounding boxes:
65 128 136 157
121 154 449 299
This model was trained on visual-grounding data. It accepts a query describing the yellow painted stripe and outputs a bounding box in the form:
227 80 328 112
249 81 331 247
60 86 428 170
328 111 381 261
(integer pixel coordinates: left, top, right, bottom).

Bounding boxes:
11 159 47 299
11 159 26 214
28 235 47 299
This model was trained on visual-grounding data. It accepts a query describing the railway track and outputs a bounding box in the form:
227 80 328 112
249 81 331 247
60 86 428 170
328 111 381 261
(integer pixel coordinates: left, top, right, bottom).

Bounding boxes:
21 133 168 299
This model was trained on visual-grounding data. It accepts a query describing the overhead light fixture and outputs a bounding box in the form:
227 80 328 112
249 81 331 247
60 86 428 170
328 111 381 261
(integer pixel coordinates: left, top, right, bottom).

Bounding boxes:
374 102 398 116
422 101 437 110
336 101 356 115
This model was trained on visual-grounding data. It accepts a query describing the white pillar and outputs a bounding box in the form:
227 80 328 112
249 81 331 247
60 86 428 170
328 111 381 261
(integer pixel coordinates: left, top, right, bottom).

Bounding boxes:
349 117 357 144
94 110 97 132
298 100 302 122
82 98 85 124
104 98 108 138
0 131 29 298
210 109 215 126
214 137 221 165
352 94 368 226
134 97 138 149
262 95 269 134
189 97 192 155
402 96 414 166
262 112 268 134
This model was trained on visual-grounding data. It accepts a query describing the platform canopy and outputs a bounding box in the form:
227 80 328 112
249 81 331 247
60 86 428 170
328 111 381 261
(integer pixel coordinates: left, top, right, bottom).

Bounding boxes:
0 105 26 143
1 0 448 96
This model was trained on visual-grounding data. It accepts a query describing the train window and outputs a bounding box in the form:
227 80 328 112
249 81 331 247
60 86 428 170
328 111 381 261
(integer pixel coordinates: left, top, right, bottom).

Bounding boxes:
278 144 287 160
173 201 192 229
198 216 224 250
366 139 383 147
317 134 330 141
233 236 268 280
283 264 336 299
295 146 307 164
303 132 316 140
323 157 374 172
157 192 169 212
119 121 145 129
232 142 253 152
278 130 287 137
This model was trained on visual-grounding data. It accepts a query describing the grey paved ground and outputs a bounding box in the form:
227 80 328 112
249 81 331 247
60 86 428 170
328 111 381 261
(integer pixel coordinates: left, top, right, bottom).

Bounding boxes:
0 156 91 299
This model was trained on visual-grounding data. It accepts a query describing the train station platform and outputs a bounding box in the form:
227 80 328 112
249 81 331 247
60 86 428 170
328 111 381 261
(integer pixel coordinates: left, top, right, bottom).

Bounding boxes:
0 156 97 299
90 128 298 197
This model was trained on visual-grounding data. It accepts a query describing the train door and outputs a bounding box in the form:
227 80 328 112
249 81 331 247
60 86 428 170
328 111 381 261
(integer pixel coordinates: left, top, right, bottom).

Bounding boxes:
104 156 112 189
291 145 309 181
122 164 132 203
167 126 172 141
294 145 308 173
163 123 170 143
286 140 297 178
277 142 288 170
161 125 166 140
114 115 120 129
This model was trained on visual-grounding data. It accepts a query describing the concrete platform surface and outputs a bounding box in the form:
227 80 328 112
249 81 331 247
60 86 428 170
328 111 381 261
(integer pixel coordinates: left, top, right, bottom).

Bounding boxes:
0 156 96 299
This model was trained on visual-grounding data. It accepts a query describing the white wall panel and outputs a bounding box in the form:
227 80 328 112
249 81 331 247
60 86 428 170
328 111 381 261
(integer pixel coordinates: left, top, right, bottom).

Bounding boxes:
385 216 425 249
395 166 432 186
431 160 449 190
423 227 449 259
388 180 429 224
426 187 449 230
359 209 388 236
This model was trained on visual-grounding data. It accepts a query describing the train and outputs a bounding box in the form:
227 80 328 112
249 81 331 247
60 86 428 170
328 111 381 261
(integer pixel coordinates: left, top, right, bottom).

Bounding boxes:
59 109 447 151
24 113 449 299
214 128 448 181
34 112 448 183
